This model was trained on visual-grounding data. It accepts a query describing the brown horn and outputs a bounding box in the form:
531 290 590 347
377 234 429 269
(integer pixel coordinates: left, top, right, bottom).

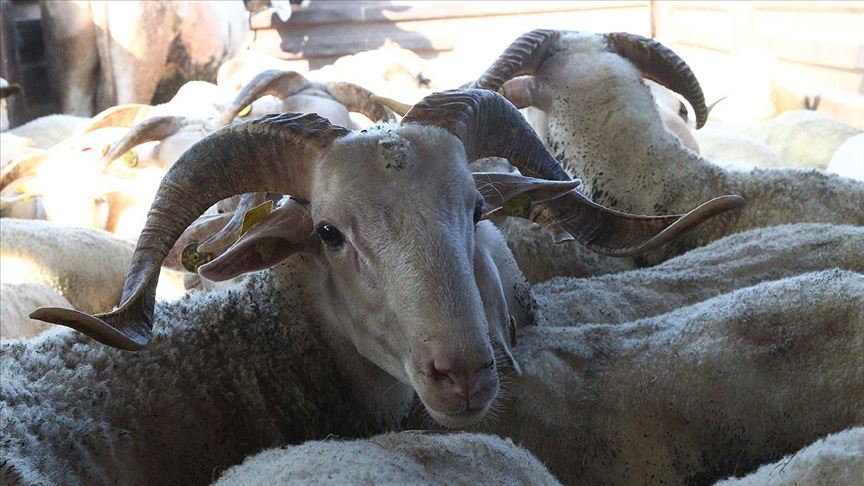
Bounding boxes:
218 70 311 127
602 32 708 128
324 82 397 122
0 83 23 99
0 152 50 189
470 29 561 91
403 89 743 254
83 103 151 133
30 113 350 350
101 116 200 170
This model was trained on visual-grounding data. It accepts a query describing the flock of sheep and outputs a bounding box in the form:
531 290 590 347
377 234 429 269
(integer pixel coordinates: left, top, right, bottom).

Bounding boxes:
0 21 862 486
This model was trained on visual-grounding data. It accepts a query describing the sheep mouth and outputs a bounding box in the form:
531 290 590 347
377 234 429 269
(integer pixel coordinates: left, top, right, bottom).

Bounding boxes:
425 404 491 429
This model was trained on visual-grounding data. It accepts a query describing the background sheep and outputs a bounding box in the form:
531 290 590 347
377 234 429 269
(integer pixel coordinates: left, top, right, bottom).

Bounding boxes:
0 219 184 315
475 269 863 484
473 30 864 268
826 133 864 181
714 427 864 486
213 432 559 485
536 223 864 324
0 283 71 339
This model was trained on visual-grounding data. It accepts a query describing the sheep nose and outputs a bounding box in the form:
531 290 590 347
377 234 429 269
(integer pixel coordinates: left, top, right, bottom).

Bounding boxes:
430 358 496 405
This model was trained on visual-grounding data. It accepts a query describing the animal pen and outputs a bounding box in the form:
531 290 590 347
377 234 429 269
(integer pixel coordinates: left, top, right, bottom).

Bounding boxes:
0 1 862 485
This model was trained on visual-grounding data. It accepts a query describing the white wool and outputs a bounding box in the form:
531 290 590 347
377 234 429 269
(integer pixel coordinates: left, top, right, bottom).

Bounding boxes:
714 427 864 486
826 133 864 181
0 283 71 339
214 432 559 485
0 219 185 314
8 115 91 149
536 223 864 324
478 269 864 484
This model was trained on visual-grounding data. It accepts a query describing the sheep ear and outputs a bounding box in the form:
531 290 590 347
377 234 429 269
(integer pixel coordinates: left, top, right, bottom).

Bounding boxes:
473 172 580 219
198 198 315 281
500 76 551 110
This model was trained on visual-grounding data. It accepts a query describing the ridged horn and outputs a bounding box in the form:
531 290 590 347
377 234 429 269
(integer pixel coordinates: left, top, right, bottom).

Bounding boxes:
470 29 561 91
218 70 311 127
0 152 50 189
30 113 350 350
370 94 412 116
403 89 743 255
101 116 199 169
602 32 708 128
324 82 397 122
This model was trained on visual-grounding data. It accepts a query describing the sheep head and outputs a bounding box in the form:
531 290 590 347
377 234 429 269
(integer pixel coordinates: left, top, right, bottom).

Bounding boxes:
31 89 742 428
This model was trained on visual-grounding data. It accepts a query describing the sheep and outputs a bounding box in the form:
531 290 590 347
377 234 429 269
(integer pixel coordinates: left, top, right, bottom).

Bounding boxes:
0 269 416 485
0 134 38 172
21 90 731 407
0 219 185 315
826 133 864 181
39 0 256 116
744 109 860 170
213 432 559 485
472 30 864 266
0 283 71 339
473 269 864 484
714 427 864 486
694 123 786 171
7 114 91 149
536 223 864 325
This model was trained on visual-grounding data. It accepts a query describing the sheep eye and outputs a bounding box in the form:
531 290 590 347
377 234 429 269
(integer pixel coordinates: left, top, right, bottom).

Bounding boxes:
316 224 344 248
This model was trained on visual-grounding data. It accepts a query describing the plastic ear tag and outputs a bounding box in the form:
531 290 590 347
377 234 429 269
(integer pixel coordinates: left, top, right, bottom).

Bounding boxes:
237 104 253 118
502 193 532 217
181 242 213 272
239 199 274 236
122 150 138 167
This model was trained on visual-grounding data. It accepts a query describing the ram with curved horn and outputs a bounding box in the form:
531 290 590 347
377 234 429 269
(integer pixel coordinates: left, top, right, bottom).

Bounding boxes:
472 30 864 266
32 89 742 428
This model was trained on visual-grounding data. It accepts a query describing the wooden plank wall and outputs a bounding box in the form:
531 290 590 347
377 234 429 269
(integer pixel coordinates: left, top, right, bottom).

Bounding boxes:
247 1 651 81
247 0 863 128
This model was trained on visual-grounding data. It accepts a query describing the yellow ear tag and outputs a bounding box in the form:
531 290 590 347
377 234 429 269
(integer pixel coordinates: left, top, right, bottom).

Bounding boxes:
503 193 532 217
239 199 274 236
122 150 138 167
181 242 213 272
237 104 253 118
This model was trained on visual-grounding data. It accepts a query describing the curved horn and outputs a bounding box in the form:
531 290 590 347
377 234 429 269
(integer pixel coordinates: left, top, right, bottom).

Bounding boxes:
470 29 561 91
101 116 199 169
404 89 743 254
324 82 397 122
218 70 311 127
0 152 50 189
602 32 707 128
0 83 23 99
370 94 412 116
30 113 350 350
83 103 152 133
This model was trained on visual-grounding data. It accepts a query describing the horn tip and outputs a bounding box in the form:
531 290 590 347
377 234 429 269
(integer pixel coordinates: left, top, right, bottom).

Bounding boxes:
29 307 148 351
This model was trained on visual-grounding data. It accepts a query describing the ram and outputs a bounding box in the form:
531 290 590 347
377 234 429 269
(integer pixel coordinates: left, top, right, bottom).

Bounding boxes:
1 90 735 483
0 282 71 339
472 30 864 268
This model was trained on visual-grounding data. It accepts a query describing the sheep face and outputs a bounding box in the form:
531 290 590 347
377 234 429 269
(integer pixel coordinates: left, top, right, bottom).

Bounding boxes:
202 125 512 428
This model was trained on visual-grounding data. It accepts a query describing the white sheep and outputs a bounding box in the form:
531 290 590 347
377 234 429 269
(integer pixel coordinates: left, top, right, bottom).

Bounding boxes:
0 219 185 315
0 282 71 339
476 269 864 484
714 427 864 486
537 223 864 325
7 114 91 149
826 133 864 181
472 30 864 266
744 109 860 170
213 432 559 485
